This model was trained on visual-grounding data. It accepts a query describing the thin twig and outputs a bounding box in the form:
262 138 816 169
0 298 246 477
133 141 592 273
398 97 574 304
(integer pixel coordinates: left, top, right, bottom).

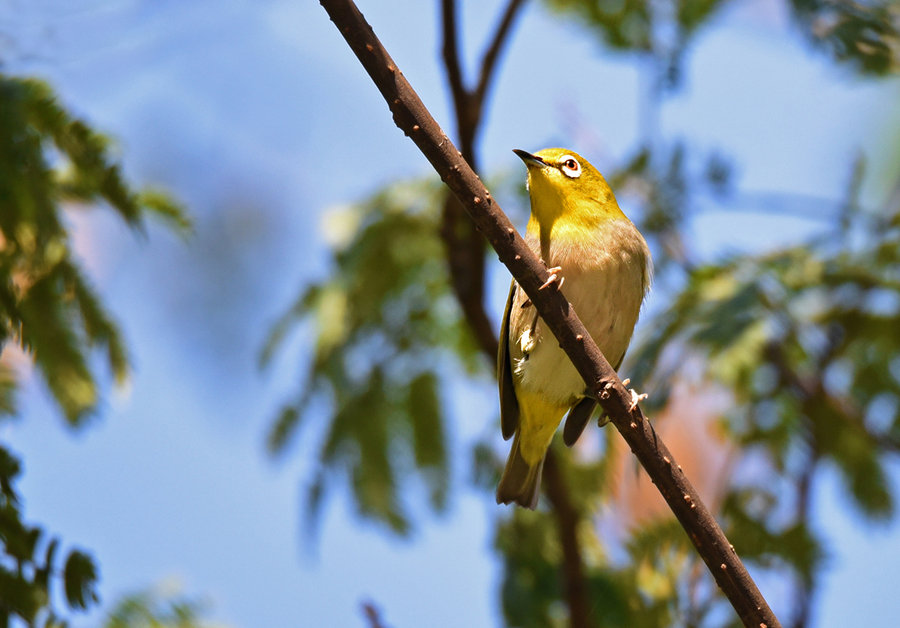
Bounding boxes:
361 600 389 628
789 457 817 628
317 1 782 626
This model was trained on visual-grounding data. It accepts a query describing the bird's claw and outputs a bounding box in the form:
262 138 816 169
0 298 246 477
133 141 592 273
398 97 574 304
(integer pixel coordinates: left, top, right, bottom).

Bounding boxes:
539 266 564 291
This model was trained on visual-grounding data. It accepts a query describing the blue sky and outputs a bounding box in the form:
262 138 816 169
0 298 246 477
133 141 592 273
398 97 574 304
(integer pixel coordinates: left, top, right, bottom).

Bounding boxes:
3 0 900 626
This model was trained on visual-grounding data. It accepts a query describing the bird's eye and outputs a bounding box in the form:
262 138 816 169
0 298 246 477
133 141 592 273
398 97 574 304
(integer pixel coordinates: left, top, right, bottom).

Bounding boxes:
560 156 581 178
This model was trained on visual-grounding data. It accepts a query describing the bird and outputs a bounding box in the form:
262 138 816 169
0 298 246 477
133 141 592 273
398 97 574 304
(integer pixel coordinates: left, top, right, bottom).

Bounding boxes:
496 147 652 509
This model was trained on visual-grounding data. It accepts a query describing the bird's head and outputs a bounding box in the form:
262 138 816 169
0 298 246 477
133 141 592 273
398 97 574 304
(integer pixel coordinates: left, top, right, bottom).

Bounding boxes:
513 148 623 227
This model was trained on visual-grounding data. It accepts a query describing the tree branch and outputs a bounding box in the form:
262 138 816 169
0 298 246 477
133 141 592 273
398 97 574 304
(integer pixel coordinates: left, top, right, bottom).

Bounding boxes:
439 193 498 358
542 449 592 628
361 601 389 628
438 1 495 359
789 456 817 628
440 0 472 149
474 0 527 110
435 3 589 625
317 1 782 626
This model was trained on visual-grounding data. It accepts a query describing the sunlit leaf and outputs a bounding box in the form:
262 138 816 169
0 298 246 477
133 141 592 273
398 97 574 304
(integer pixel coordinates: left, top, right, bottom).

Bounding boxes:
265 179 479 534
1 73 187 423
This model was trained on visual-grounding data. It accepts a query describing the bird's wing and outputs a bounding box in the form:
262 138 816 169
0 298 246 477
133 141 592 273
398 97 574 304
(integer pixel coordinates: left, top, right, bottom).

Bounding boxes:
498 280 519 440
562 397 596 447
562 349 627 446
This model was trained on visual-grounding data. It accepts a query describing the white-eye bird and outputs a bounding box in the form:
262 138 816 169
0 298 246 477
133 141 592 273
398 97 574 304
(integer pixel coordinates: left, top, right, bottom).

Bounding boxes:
496 148 652 509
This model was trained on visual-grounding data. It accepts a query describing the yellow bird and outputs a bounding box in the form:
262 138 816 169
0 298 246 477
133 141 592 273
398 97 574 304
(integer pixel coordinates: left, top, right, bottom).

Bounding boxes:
497 148 652 509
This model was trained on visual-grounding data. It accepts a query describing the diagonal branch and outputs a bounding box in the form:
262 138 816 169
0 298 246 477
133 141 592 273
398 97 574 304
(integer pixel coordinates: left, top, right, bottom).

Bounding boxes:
317 1 782 627
361 601 389 628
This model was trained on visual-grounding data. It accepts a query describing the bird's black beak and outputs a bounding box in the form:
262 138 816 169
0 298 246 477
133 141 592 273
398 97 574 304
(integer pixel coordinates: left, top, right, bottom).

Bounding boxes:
513 149 546 168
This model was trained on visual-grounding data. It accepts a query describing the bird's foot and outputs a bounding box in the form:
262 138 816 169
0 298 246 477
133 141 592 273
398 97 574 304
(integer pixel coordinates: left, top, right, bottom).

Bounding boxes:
539 266 564 291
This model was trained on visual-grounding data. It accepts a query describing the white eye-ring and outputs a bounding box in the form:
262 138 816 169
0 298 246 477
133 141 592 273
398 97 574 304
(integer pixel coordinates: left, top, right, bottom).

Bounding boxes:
560 155 581 178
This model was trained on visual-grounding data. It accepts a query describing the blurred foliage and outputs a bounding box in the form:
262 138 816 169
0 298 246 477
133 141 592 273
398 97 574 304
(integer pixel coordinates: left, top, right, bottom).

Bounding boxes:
0 73 187 624
270 0 900 625
0 444 99 626
629 184 900 600
492 440 701 627
262 179 484 534
788 0 900 74
545 0 899 83
102 586 224 628
0 74 189 425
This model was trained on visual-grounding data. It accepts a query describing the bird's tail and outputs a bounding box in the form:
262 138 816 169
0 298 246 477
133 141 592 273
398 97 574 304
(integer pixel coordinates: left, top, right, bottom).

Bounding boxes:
496 432 545 510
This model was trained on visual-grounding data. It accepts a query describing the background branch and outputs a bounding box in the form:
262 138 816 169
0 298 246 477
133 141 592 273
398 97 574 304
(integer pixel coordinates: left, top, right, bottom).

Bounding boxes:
542 450 591 628
361 601 390 628
474 0 527 109
436 1 589 624
438 0 495 361
318 1 781 626
440 0 470 142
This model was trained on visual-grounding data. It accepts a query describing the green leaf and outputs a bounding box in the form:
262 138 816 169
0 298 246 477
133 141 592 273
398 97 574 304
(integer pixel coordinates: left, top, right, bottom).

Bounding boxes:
136 189 193 234
1 73 187 425
102 585 212 628
62 550 98 610
266 403 302 456
0 363 17 417
408 371 448 510
266 179 474 535
789 0 900 75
